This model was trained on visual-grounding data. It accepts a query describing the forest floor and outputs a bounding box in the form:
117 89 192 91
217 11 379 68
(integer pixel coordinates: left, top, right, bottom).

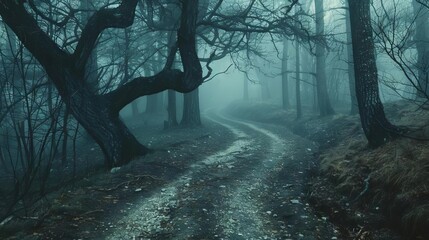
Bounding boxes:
226 100 429 240
0 100 427 239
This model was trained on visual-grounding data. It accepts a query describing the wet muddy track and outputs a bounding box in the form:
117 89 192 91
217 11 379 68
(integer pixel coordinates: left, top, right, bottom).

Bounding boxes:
106 112 339 240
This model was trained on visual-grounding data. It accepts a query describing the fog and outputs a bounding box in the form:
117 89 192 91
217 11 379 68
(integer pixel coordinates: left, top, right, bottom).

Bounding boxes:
0 0 428 239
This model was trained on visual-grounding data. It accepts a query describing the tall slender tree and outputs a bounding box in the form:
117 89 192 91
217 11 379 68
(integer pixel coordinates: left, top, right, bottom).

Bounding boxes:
166 32 179 128
295 40 302 119
314 0 334 116
254 59 271 101
345 1 358 115
348 0 397 147
294 4 302 119
282 38 290 109
243 73 249 101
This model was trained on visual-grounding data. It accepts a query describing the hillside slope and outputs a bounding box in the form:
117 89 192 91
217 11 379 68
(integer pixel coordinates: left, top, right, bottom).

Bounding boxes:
226 100 429 239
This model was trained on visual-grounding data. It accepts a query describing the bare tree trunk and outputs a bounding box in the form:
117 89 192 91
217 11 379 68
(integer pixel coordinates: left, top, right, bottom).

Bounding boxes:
301 46 314 109
166 90 178 127
260 78 271 101
282 38 289 109
348 0 397 147
68 89 149 168
146 94 159 113
315 0 334 116
61 106 69 164
254 64 271 101
243 74 249 101
165 22 179 128
345 1 358 114
131 102 139 116
295 40 302 119
179 0 208 127
313 75 318 111
181 88 201 127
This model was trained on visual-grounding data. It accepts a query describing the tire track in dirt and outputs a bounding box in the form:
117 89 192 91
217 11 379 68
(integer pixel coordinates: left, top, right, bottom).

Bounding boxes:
106 113 255 239
209 112 293 239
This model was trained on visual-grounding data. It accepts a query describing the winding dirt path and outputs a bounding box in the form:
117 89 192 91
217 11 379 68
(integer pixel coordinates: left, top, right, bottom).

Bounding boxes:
106 112 339 239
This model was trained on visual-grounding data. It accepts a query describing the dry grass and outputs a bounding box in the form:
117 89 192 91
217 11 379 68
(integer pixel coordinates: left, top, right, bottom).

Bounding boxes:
319 101 429 238
226 100 429 238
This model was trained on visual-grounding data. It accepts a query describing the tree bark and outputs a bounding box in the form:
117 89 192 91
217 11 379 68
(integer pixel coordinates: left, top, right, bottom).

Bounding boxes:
348 0 397 147
315 0 334 116
181 88 201 127
260 78 271 101
179 0 208 127
294 5 302 119
345 1 358 115
282 38 290 109
67 88 149 168
301 45 315 109
0 0 202 168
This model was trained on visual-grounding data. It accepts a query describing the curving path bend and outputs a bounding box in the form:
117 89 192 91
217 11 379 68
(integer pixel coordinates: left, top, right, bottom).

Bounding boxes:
106 111 338 240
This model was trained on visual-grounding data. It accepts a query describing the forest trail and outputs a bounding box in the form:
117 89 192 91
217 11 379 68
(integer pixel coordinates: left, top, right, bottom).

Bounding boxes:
106 112 339 240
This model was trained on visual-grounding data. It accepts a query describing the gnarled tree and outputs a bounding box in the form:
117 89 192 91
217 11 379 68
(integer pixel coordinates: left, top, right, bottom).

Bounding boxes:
0 0 202 168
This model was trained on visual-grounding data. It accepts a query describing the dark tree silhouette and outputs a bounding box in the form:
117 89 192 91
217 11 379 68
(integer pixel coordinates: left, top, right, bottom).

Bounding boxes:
180 0 209 127
242 72 250 101
166 32 179 128
0 0 203 168
281 39 290 109
348 0 397 147
181 89 201 127
295 33 302 118
345 1 358 115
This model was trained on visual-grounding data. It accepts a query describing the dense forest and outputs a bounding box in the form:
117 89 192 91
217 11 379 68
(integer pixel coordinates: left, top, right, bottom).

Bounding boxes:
0 0 428 239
